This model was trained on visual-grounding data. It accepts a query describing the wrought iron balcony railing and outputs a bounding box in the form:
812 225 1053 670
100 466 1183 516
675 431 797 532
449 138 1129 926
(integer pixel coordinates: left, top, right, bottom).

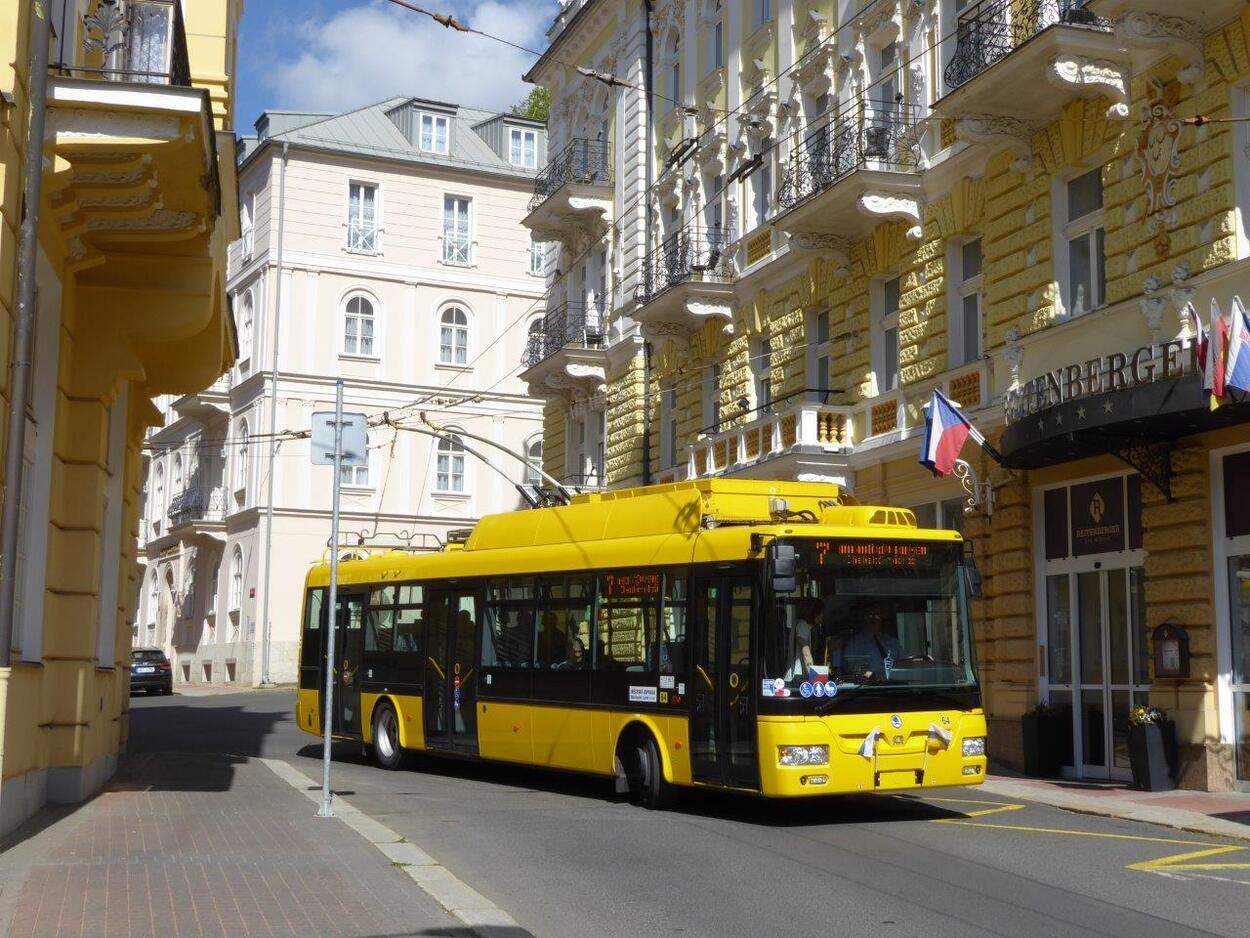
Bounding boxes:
777 101 920 213
529 139 612 212
943 0 1108 92
522 302 606 369
638 225 735 305
168 486 228 527
65 0 192 87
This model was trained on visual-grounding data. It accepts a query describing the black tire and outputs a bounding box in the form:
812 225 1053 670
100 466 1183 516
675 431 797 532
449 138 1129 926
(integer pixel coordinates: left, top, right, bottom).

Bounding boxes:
629 735 675 810
371 700 409 771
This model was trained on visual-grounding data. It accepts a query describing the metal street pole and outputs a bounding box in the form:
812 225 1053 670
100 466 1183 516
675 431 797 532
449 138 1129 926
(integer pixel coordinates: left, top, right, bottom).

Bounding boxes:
317 378 345 818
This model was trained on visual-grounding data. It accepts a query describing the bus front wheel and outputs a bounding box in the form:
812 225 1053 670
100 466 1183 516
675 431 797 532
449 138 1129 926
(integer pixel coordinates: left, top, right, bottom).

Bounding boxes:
371 700 409 771
629 735 675 810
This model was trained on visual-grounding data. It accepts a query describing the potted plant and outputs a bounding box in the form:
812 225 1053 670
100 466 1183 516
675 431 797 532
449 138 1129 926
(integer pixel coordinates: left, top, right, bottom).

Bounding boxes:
1127 705 1178 792
1021 702 1065 777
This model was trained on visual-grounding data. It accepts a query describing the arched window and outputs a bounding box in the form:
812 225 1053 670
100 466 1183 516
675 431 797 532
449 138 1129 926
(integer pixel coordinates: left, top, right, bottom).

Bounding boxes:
208 558 219 616
704 0 723 72
525 437 543 485
665 33 681 105
435 433 466 493
240 196 253 260
171 454 183 496
149 569 159 624
236 420 249 491
525 317 545 365
238 290 254 364
229 546 243 611
152 463 165 532
439 306 469 365
343 294 376 357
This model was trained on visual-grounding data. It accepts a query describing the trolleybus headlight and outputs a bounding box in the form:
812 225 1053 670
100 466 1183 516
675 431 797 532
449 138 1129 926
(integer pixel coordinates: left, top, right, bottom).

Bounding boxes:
778 745 829 766
962 736 986 757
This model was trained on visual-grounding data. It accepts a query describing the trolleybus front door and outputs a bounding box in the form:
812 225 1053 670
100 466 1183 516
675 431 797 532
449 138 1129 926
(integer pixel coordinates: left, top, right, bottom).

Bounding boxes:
690 576 759 790
328 591 367 738
424 589 481 754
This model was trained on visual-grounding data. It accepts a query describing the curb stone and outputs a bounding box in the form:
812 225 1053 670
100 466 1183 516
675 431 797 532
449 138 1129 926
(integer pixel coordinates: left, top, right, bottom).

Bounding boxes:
258 758 528 936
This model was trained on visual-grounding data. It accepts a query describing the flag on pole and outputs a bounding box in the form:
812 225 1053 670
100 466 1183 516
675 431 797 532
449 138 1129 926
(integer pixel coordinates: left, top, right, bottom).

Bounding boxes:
1202 298 1227 410
858 726 882 760
919 389 984 477
927 722 953 748
1226 296 1250 395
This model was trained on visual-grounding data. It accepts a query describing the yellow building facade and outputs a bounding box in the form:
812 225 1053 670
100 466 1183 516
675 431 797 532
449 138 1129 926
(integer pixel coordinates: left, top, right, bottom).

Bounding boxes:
525 0 1250 790
0 0 239 834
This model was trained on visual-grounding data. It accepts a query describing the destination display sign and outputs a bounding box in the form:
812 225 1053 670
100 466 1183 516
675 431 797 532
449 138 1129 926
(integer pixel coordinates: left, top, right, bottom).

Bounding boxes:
813 541 931 570
1003 339 1197 426
602 572 661 597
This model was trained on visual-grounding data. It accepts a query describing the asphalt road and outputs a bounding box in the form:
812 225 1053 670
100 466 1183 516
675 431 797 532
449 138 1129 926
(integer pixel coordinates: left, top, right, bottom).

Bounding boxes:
129 690 1250 938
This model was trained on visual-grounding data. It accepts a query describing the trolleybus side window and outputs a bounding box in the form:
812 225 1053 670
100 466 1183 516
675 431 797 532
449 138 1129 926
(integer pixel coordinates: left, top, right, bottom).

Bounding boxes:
483 578 537 668
597 571 661 671
660 573 688 676
535 575 593 668
301 588 325 668
395 605 423 655
366 607 395 653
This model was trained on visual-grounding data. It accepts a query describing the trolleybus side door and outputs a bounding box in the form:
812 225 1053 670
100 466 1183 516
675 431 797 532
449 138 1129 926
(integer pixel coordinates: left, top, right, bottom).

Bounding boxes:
689 575 759 790
328 590 367 738
424 588 481 754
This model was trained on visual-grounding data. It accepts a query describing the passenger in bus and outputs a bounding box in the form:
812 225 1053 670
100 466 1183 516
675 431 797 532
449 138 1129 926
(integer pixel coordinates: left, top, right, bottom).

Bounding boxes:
784 598 823 682
553 636 587 670
837 606 907 681
539 612 567 667
497 611 532 667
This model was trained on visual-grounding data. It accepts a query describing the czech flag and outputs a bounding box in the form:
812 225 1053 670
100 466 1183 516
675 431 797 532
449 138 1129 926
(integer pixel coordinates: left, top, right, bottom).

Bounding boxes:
920 389 982 477
1226 296 1250 396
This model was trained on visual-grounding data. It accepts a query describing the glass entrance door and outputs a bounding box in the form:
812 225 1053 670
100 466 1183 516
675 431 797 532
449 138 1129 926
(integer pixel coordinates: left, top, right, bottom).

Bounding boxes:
1045 566 1149 779
423 590 480 753
329 592 366 738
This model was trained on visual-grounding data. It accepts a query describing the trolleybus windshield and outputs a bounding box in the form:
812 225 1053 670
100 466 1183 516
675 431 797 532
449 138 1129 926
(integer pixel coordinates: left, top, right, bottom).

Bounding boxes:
762 539 977 705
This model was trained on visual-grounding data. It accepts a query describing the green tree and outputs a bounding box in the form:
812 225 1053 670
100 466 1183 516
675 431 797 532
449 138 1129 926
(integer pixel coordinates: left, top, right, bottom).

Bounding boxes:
511 86 551 122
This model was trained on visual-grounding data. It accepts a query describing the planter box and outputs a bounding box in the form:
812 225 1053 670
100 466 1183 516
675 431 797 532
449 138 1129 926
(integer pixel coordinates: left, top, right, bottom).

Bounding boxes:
1128 721 1178 792
1021 713 1065 778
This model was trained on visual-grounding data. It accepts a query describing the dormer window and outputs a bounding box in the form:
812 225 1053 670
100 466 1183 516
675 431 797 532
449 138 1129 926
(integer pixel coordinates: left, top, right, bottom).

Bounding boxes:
510 128 538 168
419 112 450 154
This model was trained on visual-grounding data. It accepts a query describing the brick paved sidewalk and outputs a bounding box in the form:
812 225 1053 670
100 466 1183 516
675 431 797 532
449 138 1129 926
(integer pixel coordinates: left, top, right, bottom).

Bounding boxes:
0 751 464 938
982 771 1250 842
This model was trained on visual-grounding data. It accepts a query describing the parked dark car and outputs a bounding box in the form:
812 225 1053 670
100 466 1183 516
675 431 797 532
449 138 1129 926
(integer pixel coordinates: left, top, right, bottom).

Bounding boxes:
130 648 173 695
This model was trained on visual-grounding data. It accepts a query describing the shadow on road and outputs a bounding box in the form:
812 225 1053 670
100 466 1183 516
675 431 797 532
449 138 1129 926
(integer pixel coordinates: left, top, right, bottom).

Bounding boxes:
293 742 970 827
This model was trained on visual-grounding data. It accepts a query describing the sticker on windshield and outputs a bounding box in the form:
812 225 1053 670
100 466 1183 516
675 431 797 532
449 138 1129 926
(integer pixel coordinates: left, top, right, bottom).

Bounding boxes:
629 686 658 704
799 682 813 698
812 681 826 698
825 681 838 699
762 679 775 696
659 675 676 690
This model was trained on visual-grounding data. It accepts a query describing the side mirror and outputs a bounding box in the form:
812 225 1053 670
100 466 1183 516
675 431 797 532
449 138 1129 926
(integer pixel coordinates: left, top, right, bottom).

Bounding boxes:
771 543 796 594
965 556 983 599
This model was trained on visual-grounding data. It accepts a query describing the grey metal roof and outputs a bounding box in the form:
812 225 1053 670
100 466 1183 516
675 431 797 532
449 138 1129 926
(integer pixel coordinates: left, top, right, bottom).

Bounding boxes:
245 97 545 180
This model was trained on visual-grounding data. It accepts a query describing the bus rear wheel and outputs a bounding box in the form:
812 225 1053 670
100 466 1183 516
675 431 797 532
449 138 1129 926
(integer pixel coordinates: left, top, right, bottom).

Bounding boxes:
371 701 409 771
629 735 675 810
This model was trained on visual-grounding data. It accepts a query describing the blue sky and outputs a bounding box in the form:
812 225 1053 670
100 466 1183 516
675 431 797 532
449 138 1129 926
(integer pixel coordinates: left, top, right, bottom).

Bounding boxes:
236 0 559 132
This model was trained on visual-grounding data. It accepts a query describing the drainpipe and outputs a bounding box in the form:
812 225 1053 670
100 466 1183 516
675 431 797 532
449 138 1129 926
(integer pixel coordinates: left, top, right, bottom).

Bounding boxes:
258 141 288 686
0 4 51 665
641 0 655 485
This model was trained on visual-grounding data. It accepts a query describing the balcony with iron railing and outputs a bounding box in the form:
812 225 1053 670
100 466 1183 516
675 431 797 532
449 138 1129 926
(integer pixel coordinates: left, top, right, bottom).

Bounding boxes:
523 139 613 247
933 0 1122 132
55 0 192 87
634 224 737 345
167 486 229 531
518 301 608 400
773 101 923 250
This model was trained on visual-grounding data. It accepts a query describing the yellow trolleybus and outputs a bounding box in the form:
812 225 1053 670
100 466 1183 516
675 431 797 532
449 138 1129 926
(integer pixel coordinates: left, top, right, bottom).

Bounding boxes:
295 480 987 806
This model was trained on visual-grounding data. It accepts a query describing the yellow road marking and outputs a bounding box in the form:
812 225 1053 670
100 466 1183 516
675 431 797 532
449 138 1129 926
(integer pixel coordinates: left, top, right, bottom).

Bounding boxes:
1128 846 1250 873
921 796 1025 818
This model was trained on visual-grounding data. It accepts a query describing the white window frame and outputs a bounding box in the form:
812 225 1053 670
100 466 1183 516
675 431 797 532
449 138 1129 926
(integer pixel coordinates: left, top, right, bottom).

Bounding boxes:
509 127 538 168
434 432 468 494
208 559 218 617
149 569 160 625
755 0 772 28
528 241 547 277
342 292 378 359
442 194 473 265
346 180 380 254
235 419 249 494
152 462 166 532
418 111 450 154
1055 167 1106 318
752 337 773 414
660 380 679 468
872 276 901 394
437 304 471 366
807 308 833 403
240 192 254 261
749 143 773 230
948 238 983 368
237 289 254 371
705 1 723 72
229 546 243 613
525 436 543 485
702 361 721 433
339 437 372 488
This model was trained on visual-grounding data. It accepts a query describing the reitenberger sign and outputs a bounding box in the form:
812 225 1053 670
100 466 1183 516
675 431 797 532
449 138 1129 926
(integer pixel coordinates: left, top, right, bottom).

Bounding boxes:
1004 338 1197 426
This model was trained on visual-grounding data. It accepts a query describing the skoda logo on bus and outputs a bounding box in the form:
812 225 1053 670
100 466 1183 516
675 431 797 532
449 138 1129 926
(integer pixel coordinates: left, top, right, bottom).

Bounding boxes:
891 714 903 729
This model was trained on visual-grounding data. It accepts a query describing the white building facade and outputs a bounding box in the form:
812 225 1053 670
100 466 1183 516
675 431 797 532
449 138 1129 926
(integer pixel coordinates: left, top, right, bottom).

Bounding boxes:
137 99 548 686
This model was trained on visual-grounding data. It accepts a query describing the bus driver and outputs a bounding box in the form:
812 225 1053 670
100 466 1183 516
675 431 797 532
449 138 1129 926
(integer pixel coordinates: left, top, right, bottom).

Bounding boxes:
838 606 907 681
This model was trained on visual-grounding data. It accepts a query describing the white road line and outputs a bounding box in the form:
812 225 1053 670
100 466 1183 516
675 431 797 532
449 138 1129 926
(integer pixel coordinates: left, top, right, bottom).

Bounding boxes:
258 757 525 935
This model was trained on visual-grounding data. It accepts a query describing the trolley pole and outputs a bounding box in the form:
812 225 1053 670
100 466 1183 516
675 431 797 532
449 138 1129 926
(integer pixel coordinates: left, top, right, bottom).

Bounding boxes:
317 378 345 818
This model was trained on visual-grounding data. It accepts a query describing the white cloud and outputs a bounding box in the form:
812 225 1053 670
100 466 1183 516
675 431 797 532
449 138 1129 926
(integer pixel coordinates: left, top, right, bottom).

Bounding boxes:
262 1 556 115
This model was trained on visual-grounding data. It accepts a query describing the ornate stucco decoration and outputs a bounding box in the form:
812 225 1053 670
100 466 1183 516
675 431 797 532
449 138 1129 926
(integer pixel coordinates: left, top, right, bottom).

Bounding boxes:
48 109 182 142
1047 56 1129 119
654 164 683 209
87 208 198 233
955 116 1036 173
857 192 923 241
787 232 850 275
1137 81 1181 217
1115 13 1204 85
855 0 901 47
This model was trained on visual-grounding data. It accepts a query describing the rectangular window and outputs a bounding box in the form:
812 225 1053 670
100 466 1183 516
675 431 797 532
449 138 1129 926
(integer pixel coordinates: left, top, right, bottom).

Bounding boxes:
756 0 771 27
596 572 660 671
509 128 538 168
419 112 449 154
347 182 378 253
753 337 772 414
528 241 546 276
809 309 832 402
1063 168 1105 316
443 196 472 264
709 18 723 71
878 42 898 106
436 449 465 492
660 381 678 468
339 461 370 487
702 362 721 431
751 143 773 228
300 588 324 668
876 277 901 392
951 238 982 367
